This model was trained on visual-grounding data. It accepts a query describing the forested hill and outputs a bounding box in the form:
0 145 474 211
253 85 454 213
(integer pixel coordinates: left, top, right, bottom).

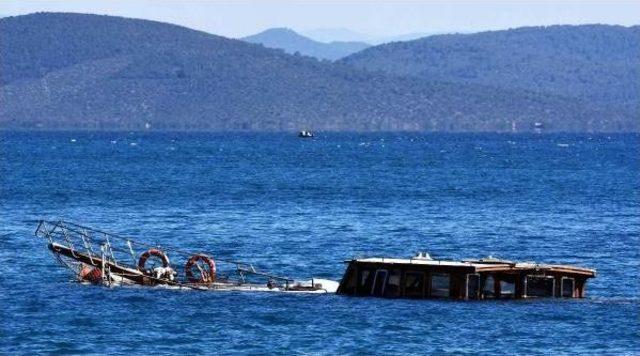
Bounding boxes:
341 25 640 116
242 28 369 60
0 13 636 132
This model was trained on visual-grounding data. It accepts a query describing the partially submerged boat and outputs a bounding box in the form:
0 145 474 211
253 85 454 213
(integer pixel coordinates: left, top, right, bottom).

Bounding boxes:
35 220 338 293
36 221 596 300
336 253 596 300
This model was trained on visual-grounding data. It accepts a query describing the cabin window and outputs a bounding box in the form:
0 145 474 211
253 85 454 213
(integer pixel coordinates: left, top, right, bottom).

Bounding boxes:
500 279 516 299
561 277 575 298
360 270 370 285
430 273 450 298
483 275 496 298
384 270 402 298
371 269 388 297
466 274 480 299
526 276 555 297
404 271 425 298
357 268 374 295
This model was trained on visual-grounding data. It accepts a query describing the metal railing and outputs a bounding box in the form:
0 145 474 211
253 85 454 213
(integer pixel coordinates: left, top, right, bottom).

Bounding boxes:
35 219 294 287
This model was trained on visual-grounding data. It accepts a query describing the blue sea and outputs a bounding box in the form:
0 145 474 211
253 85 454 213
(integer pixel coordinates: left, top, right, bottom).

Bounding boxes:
1 132 639 354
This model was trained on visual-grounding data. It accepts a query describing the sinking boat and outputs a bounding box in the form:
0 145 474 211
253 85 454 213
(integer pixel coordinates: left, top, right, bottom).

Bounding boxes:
35 221 596 300
35 220 338 293
336 252 596 300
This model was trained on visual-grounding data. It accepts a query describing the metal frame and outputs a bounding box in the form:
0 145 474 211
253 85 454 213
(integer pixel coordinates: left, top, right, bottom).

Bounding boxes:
482 274 496 299
561 277 575 298
371 269 389 296
430 272 451 298
35 219 295 289
524 275 556 298
402 270 426 298
465 273 480 300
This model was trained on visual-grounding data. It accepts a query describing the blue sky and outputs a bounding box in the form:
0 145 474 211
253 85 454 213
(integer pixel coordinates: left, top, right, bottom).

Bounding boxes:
1 0 638 40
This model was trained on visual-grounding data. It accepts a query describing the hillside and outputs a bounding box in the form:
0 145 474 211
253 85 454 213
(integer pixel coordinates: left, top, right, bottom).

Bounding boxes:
242 28 369 60
341 25 640 115
0 13 636 132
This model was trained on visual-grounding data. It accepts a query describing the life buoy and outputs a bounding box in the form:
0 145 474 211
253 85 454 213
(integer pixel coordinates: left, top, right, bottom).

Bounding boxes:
138 248 170 271
79 265 102 284
185 254 216 284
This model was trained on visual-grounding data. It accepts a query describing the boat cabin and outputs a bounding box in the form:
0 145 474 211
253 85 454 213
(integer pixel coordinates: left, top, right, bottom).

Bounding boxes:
337 254 595 300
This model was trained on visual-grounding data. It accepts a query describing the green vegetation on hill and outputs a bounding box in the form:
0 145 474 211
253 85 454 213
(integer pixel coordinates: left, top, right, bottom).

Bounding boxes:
0 13 636 132
341 25 640 116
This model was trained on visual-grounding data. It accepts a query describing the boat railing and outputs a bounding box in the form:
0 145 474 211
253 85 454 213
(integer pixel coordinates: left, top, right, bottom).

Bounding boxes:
35 219 293 286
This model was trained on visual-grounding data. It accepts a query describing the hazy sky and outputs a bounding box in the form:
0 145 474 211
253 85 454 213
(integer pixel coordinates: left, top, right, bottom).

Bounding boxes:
1 0 638 39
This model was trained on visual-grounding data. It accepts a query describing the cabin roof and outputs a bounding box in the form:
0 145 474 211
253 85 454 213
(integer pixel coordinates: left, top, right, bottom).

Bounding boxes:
349 257 596 277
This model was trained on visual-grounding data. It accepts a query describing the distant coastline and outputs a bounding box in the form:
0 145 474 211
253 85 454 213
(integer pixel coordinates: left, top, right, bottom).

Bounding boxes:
4 128 640 135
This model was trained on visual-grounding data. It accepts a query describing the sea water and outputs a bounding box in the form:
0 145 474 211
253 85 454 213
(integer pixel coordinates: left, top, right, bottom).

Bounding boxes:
1 132 638 354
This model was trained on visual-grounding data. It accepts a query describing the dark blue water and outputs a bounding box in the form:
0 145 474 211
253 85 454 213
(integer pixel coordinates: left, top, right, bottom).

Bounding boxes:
1 132 639 354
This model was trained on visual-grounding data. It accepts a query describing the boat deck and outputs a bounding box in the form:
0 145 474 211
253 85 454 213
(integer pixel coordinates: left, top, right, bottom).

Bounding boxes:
352 257 596 276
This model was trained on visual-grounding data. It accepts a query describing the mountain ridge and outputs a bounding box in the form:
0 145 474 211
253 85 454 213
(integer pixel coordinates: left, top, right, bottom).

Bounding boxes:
341 24 640 115
241 27 369 60
0 13 636 132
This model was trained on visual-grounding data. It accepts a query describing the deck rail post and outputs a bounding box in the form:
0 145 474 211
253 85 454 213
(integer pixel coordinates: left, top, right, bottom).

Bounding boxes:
100 244 107 285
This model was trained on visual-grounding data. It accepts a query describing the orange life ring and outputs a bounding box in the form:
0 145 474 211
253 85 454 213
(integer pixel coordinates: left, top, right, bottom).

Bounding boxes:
138 248 170 271
185 254 216 284
79 265 102 284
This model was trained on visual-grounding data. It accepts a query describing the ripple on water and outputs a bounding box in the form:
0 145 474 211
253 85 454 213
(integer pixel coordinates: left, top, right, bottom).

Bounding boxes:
1 132 638 353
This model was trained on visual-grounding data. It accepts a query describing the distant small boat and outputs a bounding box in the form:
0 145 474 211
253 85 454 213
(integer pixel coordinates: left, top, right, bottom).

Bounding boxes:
533 122 544 133
298 130 314 138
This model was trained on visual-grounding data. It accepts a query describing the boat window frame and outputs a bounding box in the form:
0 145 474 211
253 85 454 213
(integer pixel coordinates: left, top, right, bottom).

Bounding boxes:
466 273 480 300
402 270 426 298
383 269 402 298
499 277 516 299
371 269 389 297
483 274 496 299
430 272 451 298
561 277 575 298
356 267 375 296
524 275 556 298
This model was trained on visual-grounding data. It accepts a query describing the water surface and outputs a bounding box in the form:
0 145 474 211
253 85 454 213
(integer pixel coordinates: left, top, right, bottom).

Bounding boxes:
1 132 638 354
